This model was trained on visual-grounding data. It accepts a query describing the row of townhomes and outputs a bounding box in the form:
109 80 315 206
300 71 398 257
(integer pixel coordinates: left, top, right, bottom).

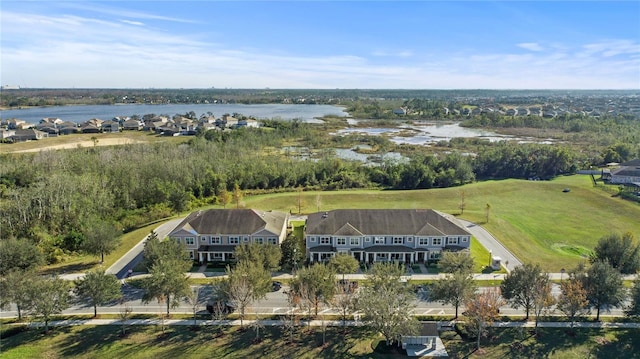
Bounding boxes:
168 208 471 265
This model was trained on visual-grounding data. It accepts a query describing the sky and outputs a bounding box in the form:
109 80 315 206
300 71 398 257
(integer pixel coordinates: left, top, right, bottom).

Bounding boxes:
1 1 639 89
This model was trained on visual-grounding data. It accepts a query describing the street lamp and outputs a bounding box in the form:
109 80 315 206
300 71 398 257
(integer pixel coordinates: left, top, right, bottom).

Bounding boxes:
560 268 565 282
489 250 493 266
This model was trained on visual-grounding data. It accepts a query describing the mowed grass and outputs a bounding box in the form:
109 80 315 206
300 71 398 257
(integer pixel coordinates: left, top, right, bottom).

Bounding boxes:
1 325 638 359
0 325 399 359
243 175 640 272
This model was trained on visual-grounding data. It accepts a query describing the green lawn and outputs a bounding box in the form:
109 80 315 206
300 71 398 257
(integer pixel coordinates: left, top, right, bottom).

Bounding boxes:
1 325 638 359
243 175 640 272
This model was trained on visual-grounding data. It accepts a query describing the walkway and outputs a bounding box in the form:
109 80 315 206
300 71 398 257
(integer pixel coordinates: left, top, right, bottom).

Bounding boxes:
21 318 640 329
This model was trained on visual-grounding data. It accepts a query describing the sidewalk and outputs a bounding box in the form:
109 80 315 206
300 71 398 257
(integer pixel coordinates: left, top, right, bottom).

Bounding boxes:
21 318 640 329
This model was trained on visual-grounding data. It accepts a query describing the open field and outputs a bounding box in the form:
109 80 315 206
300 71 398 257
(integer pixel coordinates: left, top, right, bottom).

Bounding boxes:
243 175 640 272
0 131 190 153
1 324 638 359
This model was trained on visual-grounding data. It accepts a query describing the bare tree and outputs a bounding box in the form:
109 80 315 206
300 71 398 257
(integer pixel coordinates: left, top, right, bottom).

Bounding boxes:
221 260 271 327
184 286 202 327
332 281 358 332
118 302 133 336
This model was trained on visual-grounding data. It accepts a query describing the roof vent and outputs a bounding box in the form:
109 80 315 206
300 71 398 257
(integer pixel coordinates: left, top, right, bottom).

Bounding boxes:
322 212 329 219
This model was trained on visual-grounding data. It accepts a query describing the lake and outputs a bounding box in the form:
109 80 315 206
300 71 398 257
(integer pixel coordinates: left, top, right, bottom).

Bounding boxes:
0 103 349 124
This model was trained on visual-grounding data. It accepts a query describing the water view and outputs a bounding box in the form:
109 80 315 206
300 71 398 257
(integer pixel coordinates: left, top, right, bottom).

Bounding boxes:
0 103 348 124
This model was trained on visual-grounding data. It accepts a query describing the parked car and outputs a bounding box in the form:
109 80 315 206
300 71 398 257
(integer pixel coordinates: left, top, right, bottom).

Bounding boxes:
272 281 282 291
206 300 236 315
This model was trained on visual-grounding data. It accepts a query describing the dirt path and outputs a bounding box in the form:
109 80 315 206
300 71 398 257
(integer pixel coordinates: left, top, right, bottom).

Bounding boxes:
11 137 145 153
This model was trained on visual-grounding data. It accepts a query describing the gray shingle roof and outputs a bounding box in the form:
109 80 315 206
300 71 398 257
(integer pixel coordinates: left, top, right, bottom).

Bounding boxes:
170 209 287 236
305 209 469 236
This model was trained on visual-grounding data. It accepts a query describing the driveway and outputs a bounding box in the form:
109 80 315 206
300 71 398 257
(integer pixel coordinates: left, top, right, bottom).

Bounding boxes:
457 219 522 272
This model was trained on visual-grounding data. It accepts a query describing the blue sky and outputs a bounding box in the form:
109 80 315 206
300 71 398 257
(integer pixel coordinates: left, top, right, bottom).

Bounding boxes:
2 1 639 89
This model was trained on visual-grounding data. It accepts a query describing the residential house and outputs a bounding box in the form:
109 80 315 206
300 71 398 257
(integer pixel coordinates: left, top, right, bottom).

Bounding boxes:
168 209 289 263
237 118 259 128
610 159 640 184
123 119 143 131
8 129 48 142
305 209 471 264
399 322 448 357
80 123 100 133
36 122 59 135
101 120 121 133
0 129 16 139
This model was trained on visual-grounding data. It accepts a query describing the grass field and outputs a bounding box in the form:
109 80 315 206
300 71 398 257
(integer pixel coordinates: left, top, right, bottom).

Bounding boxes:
1 325 638 359
242 175 640 272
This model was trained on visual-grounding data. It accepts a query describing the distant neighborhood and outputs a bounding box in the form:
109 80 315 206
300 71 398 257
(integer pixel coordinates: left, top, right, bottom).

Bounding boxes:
0 113 260 142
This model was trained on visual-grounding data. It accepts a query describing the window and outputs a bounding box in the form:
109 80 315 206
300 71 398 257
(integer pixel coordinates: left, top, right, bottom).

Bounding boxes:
432 238 442 246
185 237 195 245
429 251 441 259
393 237 404 244
320 237 331 245
462 237 468 243
418 238 429 246
350 238 360 246
255 238 264 244
447 237 458 245
210 237 221 244
375 237 385 244
310 236 316 242
189 251 194 259
336 238 346 246
365 237 371 242
201 236 207 242
208 253 223 260
407 237 413 242
268 238 277 245
229 237 239 244
244 237 249 242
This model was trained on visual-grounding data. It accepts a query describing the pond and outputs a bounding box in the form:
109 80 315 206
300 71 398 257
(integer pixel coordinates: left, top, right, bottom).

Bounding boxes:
335 122 554 145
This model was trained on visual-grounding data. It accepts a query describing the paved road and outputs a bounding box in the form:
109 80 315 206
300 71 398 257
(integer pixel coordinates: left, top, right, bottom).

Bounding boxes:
458 219 522 272
106 218 184 279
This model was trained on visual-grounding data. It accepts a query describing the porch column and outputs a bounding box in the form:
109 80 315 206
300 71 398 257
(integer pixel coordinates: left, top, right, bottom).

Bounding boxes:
199 252 203 263
222 253 226 261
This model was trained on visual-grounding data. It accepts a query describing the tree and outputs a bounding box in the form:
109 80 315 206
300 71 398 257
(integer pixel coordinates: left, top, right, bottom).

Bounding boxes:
332 280 359 331
590 232 640 274
0 238 44 275
234 243 282 273
531 276 554 333
500 263 548 319
557 277 589 328
430 271 477 318
280 234 305 272
184 286 202 327
438 251 474 274
232 182 243 209
290 263 336 316
358 262 419 346
118 302 133 336
82 219 121 263
220 260 271 327
625 280 640 318
315 194 322 212
485 203 491 223
458 190 466 214
143 231 191 272
141 259 191 316
0 269 37 321
27 276 71 332
329 253 359 281
74 269 122 317
579 261 627 321
295 186 305 214
218 188 231 208
464 287 504 350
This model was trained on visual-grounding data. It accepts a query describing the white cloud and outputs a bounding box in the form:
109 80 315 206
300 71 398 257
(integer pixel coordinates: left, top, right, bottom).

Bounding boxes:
517 43 544 52
120 20 145 26
2 9 639 89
